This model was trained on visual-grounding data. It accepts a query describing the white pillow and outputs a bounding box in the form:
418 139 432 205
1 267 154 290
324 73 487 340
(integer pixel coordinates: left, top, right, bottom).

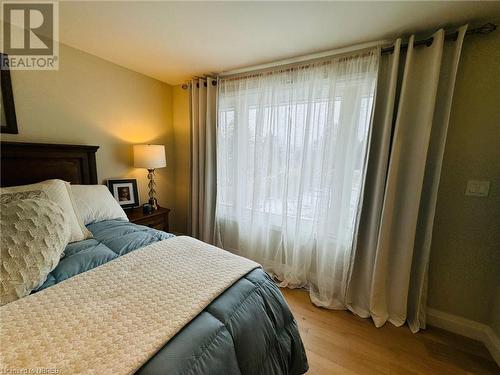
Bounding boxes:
0 198 70 306
1 179 91 243
71 185 129 225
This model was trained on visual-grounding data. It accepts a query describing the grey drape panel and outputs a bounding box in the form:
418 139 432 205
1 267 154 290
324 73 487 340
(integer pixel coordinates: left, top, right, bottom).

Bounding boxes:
345 39 402 319
346 26 467 332
189 78 217 243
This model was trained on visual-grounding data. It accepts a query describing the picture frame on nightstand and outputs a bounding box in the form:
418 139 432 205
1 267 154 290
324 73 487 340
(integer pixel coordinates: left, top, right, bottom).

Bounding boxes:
107 179 139 210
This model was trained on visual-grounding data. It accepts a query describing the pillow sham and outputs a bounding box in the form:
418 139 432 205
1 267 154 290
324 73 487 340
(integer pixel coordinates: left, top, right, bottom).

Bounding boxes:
0 179 92 243
71 184 129 225
0 198 70 306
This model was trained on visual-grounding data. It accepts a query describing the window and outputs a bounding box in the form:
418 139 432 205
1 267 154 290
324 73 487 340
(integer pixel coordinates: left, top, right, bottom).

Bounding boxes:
215 50 379 288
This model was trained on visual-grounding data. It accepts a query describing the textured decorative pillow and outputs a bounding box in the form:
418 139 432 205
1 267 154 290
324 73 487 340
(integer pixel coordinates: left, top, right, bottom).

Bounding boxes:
0 190 48 203
0 198 70 306
1 179 91 242
71 185 129 225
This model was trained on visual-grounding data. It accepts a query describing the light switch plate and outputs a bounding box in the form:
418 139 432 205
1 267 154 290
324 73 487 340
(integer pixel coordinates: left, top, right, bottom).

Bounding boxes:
465 180 490 197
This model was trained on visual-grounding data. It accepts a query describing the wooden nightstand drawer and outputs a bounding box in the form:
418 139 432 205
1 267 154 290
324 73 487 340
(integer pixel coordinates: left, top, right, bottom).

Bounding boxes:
135 216 165 229
126 207 170 232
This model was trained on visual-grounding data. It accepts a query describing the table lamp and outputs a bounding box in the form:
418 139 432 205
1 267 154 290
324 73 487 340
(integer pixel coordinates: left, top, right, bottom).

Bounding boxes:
133 144 166 210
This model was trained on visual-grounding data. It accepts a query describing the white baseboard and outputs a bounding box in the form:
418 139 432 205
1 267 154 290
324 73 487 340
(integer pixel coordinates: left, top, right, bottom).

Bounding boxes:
483 326 500 367
427 308 500 366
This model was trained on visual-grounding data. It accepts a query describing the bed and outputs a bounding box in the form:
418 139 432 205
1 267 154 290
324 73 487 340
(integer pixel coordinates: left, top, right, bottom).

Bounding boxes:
0 141 308 375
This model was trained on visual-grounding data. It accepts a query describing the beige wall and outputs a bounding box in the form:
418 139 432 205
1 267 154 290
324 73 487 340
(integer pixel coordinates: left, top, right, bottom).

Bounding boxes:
172 86 190 234
428 30 500 325
1 43 177 223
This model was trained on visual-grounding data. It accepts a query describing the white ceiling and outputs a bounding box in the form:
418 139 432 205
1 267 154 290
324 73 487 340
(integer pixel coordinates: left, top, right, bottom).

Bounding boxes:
59 1 500 85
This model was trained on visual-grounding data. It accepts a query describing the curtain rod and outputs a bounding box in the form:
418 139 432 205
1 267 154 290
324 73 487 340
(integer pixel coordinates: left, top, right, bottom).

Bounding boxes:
381 22 497 54
217 39 387 78
181 22 497 89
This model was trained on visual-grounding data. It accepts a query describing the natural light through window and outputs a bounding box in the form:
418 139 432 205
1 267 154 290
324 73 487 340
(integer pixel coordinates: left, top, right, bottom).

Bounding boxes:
215 49 379 306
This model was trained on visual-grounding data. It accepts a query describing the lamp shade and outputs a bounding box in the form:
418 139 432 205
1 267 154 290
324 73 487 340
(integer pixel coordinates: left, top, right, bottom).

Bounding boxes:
133 144 166 169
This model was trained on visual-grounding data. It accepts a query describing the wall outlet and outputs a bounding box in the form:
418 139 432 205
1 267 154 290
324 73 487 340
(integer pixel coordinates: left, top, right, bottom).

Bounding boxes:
465 180 490 197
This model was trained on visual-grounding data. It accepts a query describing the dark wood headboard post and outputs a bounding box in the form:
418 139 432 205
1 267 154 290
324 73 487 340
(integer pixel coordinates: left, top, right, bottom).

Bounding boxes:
0 142 99 187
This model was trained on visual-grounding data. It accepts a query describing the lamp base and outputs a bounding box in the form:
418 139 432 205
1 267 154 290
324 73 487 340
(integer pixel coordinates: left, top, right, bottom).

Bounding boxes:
147 169 159 210
149 197 158 210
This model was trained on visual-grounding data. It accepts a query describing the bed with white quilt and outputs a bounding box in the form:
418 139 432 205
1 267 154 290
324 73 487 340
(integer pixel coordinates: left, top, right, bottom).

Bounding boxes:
0 141 308 375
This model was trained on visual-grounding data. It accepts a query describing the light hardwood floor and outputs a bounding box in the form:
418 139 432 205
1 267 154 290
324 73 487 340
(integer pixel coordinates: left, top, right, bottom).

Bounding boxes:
281 288 499 375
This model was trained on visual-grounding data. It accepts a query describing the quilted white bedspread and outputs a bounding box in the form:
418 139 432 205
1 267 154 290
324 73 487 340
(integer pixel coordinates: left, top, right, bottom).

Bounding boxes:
0 236 259 374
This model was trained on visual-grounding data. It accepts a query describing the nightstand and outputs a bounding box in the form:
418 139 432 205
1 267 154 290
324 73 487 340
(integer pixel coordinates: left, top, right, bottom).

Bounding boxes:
126 206 170 232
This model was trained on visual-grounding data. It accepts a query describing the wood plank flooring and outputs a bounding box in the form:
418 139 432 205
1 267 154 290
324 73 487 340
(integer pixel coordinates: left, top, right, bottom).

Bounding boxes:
281 288 499 375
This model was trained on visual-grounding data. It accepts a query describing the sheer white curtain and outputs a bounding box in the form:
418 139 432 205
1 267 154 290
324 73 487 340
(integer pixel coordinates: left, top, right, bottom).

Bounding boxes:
215 49 379 308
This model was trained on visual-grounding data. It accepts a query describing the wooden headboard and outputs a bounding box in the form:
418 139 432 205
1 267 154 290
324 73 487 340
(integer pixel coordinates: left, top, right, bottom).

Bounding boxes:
0 142 99 187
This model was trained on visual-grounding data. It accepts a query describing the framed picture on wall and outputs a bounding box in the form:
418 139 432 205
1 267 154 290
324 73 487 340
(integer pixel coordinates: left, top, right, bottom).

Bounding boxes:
1 53 19 134
107 179 139 209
